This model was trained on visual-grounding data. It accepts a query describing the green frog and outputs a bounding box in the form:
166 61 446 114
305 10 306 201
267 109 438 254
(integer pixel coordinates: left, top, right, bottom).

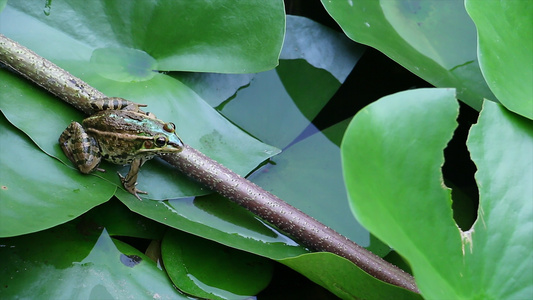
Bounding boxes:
59 97 184 200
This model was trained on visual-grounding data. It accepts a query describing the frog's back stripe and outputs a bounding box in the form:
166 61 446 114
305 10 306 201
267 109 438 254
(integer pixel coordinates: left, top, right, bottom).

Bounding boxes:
90 97 144 111
85 128 154 141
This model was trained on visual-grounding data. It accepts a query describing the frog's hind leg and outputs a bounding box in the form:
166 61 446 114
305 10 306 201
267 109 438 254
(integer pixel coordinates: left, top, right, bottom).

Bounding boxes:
59 122 102 174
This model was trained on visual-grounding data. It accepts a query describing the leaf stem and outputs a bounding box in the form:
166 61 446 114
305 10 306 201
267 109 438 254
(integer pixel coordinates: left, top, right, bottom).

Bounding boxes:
0 34 419 293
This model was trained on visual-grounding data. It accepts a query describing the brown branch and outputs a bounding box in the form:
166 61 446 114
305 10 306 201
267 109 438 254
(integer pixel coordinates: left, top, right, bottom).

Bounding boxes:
0 34 419 293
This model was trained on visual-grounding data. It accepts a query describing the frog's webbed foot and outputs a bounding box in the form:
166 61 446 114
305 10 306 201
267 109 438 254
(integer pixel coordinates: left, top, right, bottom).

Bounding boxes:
117 171 147 201
117 158 148 201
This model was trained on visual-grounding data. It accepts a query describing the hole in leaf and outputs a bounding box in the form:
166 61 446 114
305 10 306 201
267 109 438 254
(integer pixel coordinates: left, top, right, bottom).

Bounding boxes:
442 101 479 231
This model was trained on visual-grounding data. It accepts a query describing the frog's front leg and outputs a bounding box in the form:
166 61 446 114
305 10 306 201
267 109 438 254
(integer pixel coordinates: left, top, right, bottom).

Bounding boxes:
117 157 148 200
59 122 102 174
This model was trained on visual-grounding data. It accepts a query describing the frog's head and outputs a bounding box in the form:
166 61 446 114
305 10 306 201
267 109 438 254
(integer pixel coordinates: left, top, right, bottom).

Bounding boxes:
140 121 184 155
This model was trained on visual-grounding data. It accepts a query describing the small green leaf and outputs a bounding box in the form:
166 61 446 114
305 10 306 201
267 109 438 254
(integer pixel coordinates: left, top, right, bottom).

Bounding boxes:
321 0 495 110
466 0 533 119
162 229 274 299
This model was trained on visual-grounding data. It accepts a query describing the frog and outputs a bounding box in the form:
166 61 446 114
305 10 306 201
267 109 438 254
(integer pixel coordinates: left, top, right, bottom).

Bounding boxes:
58 97 184 200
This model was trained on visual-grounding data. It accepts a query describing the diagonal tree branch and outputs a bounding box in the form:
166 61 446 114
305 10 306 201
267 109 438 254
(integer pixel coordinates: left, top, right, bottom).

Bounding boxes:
0 34 419 293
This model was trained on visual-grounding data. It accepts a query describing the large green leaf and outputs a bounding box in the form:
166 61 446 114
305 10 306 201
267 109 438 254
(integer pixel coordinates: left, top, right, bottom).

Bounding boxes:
0 223 186 299
221 60 338 149
341 88 460 297
466 0 533 120
0 113 115 237
5 0 284 73
321 0 495 110
341 89 533 298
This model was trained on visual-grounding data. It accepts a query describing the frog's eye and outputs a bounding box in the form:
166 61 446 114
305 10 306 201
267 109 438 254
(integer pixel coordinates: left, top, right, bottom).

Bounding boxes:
155 135 168 147
163 122 176 133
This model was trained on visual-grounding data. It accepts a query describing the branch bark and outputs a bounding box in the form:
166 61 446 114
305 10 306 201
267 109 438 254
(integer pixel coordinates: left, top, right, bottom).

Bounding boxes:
0 34 419 293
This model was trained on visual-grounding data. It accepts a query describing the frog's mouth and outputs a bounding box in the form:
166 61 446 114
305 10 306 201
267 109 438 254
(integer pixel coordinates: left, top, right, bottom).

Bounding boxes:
151 142 184 154
168 141 184 149
134 141 183 156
